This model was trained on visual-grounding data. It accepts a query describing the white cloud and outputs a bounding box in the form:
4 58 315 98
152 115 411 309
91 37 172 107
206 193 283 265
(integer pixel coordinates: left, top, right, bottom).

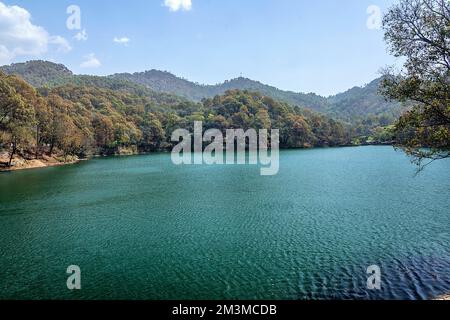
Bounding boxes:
80 53 101 68
164 0 192 12
0 45 13 65
49 36 72 53
113 37 130 45
74 29 88 41
0 2 71 64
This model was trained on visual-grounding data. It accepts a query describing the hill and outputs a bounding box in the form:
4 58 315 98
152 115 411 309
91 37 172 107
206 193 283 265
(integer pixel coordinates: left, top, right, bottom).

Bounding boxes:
326 78 404 121
0 60 73 88
1 61 405 121
111 71 329 112
1 71 356 170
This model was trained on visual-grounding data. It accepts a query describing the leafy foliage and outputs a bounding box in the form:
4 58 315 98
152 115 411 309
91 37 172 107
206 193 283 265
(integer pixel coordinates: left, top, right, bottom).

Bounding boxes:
202 90 351 148
0 72 354 167
1 61 403 125
0 60 73 88
111 72 404 122
381 0 450 167
327 78 405 120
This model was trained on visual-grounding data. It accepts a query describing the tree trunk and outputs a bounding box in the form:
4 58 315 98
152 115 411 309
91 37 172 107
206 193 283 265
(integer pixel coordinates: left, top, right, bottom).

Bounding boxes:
35 126 39 159
8 141 17 168
49 141 54 156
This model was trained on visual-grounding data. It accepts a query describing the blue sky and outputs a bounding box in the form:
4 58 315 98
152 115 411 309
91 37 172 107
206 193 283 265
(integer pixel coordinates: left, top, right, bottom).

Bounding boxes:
1 0 400 96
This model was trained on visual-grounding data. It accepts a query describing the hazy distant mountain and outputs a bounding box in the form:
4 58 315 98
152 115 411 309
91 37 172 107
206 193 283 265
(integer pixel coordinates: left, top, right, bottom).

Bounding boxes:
1 60 404 120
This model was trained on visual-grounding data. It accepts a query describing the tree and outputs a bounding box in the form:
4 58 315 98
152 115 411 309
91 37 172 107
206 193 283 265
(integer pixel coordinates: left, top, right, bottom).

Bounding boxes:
254 108 271 129
139 113 165 151
381 0 450 169
284 114 314 148
0 76 22 127
0 75 35 167
56 114 84 161
92 115 115 150
5 74 50 159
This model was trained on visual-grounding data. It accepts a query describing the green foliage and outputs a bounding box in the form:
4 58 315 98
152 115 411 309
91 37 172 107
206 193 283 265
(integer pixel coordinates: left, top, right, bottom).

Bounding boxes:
3 60 414 165
0 71 355 166
0 73 36 166
1 61 403 125
327 78 405 121
381 0 450 167
0 60 73 88
112 72 404 123
201 90 351 148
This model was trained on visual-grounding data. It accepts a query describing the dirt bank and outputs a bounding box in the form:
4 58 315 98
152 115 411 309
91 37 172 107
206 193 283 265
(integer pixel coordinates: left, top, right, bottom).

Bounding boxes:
0 152 79 172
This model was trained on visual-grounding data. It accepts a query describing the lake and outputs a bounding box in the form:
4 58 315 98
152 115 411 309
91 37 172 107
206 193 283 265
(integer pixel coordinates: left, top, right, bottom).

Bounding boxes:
0 146 449 300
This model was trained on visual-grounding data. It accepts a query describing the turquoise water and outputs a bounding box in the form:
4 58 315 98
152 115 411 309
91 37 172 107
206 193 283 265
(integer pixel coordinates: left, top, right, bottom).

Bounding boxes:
0 146 449 300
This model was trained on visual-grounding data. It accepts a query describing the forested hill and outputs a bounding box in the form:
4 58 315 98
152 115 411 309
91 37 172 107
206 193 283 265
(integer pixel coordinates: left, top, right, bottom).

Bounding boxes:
112 70 329 112
1 70 354 169
1 60 404 121
109 71 405 120
326 78 404 121
0 61 73 88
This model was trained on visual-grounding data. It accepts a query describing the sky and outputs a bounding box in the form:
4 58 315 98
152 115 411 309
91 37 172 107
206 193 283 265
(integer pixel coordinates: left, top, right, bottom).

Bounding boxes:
0 0 401 96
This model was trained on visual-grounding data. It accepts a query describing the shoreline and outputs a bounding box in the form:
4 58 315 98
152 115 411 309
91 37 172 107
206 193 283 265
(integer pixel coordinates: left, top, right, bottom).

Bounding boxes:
0 154 81 173
0 145 394 173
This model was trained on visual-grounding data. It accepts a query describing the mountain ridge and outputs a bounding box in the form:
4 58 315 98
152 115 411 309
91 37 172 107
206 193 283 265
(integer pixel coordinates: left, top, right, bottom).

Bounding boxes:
1 60 404 120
